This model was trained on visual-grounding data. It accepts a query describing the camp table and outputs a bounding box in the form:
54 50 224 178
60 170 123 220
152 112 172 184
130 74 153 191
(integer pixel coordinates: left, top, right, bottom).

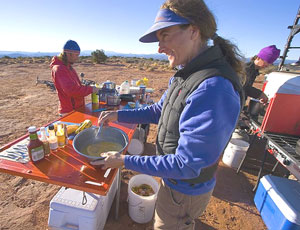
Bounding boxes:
0 103 136 219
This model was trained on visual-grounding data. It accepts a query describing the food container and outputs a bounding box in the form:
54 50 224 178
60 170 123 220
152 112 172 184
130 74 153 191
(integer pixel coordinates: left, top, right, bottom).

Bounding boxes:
72 126 128 161
107 95 120 106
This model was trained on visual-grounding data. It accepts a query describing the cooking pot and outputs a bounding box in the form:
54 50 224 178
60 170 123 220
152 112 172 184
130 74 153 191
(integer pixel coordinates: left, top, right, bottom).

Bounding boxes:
73 126 128 161
248 98 265 116
103 81 116 90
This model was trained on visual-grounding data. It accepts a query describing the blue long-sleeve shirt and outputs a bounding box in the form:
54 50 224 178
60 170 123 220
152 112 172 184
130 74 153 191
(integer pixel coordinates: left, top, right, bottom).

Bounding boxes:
118 76 240 195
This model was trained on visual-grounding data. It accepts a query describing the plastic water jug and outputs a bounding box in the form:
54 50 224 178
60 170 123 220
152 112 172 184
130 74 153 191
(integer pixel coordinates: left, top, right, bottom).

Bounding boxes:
120 81 130 94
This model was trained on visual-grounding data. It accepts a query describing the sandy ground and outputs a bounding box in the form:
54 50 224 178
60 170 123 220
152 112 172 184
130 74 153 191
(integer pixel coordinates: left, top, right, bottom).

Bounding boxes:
0 59 270 230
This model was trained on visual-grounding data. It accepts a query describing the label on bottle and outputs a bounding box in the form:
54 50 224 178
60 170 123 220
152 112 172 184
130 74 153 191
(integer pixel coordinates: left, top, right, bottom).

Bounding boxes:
57 135 65 147
49 140 58 150
31 146 45 161
42 141 50 155
29 133 38 140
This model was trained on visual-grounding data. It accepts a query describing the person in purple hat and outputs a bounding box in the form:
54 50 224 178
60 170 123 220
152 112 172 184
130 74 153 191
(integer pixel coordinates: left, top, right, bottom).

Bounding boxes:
244 45 280 103
50 40 98 116
92 0 245 228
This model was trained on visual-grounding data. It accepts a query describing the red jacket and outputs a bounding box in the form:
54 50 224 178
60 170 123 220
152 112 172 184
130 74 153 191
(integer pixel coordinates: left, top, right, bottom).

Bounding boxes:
50 56 93 114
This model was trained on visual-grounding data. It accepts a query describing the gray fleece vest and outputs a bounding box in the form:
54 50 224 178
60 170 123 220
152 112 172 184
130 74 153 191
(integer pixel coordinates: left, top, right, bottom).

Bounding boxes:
156 45 244 184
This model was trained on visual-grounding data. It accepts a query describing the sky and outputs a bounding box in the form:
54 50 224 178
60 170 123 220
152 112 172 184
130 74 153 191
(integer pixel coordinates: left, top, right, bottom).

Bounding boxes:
0 0 299 60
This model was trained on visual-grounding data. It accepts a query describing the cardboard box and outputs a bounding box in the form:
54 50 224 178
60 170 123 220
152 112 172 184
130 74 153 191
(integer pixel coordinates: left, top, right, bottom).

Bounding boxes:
48 171 118 230
254 175 300 230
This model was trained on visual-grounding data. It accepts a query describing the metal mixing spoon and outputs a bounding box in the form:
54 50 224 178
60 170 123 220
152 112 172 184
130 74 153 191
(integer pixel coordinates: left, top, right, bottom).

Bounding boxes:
95 122 104 139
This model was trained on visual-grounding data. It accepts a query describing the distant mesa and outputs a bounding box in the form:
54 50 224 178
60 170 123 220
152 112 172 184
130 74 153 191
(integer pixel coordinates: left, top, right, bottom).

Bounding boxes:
0 50 168 60
0 50 297 64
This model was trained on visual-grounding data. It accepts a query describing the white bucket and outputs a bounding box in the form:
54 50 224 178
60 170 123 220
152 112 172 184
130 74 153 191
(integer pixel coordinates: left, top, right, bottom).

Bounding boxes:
128 174 159 224
222 138 249 169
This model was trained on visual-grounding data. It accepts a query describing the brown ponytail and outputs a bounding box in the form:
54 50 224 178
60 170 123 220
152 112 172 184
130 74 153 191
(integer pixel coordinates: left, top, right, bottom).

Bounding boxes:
161 0 246 84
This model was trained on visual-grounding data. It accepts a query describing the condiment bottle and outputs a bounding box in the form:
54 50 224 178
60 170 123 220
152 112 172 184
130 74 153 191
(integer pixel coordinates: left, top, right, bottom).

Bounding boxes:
92 84 100 104
56 122 65 148
39 126 50 155
139 85 146 103
27 126 45 162
47 124 58 152
64 124 68 145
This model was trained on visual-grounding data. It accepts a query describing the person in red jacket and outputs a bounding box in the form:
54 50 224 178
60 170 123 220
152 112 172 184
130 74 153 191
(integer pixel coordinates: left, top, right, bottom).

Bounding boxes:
50 40 98 116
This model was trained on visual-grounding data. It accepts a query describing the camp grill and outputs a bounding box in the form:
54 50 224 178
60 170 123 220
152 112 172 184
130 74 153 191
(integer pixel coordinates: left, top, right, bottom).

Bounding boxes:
238 7 300 190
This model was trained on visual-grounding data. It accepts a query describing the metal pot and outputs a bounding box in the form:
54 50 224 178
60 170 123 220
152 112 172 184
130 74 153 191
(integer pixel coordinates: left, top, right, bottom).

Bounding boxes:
73 126 128 161
103 81 116 90
107 95 120 106
248 98 264 116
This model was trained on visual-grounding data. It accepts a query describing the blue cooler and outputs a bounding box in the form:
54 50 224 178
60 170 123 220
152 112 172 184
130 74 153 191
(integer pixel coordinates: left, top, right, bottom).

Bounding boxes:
254 175 300 230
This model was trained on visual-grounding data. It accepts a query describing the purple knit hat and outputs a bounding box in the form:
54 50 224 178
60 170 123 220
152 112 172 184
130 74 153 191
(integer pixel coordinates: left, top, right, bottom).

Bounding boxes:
257 45 280 64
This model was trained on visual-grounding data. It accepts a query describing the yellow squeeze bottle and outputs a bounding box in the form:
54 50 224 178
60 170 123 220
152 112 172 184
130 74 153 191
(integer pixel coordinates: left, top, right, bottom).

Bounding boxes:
56 122 65 148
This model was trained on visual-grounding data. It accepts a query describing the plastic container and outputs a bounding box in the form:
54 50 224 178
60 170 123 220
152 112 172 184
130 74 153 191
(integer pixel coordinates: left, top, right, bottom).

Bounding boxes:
39 126 50 155
56 122 65 148
127 139 144 155
48 170 119 230
27 126 45 163
128 174 159 224
254 175 300 230
47 124 58 152
119 81 130 95
222 138 249 169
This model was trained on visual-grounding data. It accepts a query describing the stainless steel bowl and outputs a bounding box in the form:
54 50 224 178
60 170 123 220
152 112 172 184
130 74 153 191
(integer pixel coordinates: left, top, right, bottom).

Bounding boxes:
72 126 128 161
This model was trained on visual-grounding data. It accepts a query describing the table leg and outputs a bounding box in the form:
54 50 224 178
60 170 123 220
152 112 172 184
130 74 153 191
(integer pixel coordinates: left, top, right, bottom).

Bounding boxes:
253 148 268 192
236 133 257 174
271 161 279 174
115 168 121 220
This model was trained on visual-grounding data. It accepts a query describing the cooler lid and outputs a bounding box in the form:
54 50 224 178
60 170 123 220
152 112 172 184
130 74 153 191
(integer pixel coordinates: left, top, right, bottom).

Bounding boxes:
264 72 300 98
260 175 300 224
50 187 102 217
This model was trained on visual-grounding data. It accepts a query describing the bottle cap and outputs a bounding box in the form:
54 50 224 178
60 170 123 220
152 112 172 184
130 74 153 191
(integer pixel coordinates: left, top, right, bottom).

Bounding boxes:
48 124 54 130
40 126 46 131
28 126 37 133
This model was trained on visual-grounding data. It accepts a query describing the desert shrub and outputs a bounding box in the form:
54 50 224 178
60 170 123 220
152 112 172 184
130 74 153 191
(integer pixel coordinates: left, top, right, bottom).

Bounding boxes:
91 49 108 64
146 66 155 72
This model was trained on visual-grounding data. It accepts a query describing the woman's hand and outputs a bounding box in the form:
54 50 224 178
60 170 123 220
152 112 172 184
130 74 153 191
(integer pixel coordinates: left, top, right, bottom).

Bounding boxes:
259 92 268 105
90 151 125 169
98 111 118 126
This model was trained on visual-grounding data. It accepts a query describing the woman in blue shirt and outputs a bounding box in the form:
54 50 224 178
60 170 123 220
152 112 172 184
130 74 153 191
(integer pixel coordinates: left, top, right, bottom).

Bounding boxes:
92 0 244 229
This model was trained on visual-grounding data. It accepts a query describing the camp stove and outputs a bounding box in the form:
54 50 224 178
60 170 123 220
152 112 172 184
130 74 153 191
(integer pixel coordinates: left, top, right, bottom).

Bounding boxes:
264 132 300 180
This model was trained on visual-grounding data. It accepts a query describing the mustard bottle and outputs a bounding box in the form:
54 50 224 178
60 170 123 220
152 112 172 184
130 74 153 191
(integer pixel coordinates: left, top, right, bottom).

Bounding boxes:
56 122 65 148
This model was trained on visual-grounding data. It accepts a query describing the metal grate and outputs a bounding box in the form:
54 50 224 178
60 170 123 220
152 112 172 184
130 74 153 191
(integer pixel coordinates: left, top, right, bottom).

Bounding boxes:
265 132 300 161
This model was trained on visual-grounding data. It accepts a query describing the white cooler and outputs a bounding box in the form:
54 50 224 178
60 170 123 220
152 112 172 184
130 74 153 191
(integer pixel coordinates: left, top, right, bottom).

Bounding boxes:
48 171 118 230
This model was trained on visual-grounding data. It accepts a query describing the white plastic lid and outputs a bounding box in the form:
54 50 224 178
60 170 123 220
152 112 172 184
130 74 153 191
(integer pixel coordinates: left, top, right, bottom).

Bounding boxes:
128 139 144 155
28 126 37 133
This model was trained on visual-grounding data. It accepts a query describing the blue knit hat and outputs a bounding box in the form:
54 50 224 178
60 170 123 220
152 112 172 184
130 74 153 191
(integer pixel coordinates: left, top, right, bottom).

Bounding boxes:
63 40 80 52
